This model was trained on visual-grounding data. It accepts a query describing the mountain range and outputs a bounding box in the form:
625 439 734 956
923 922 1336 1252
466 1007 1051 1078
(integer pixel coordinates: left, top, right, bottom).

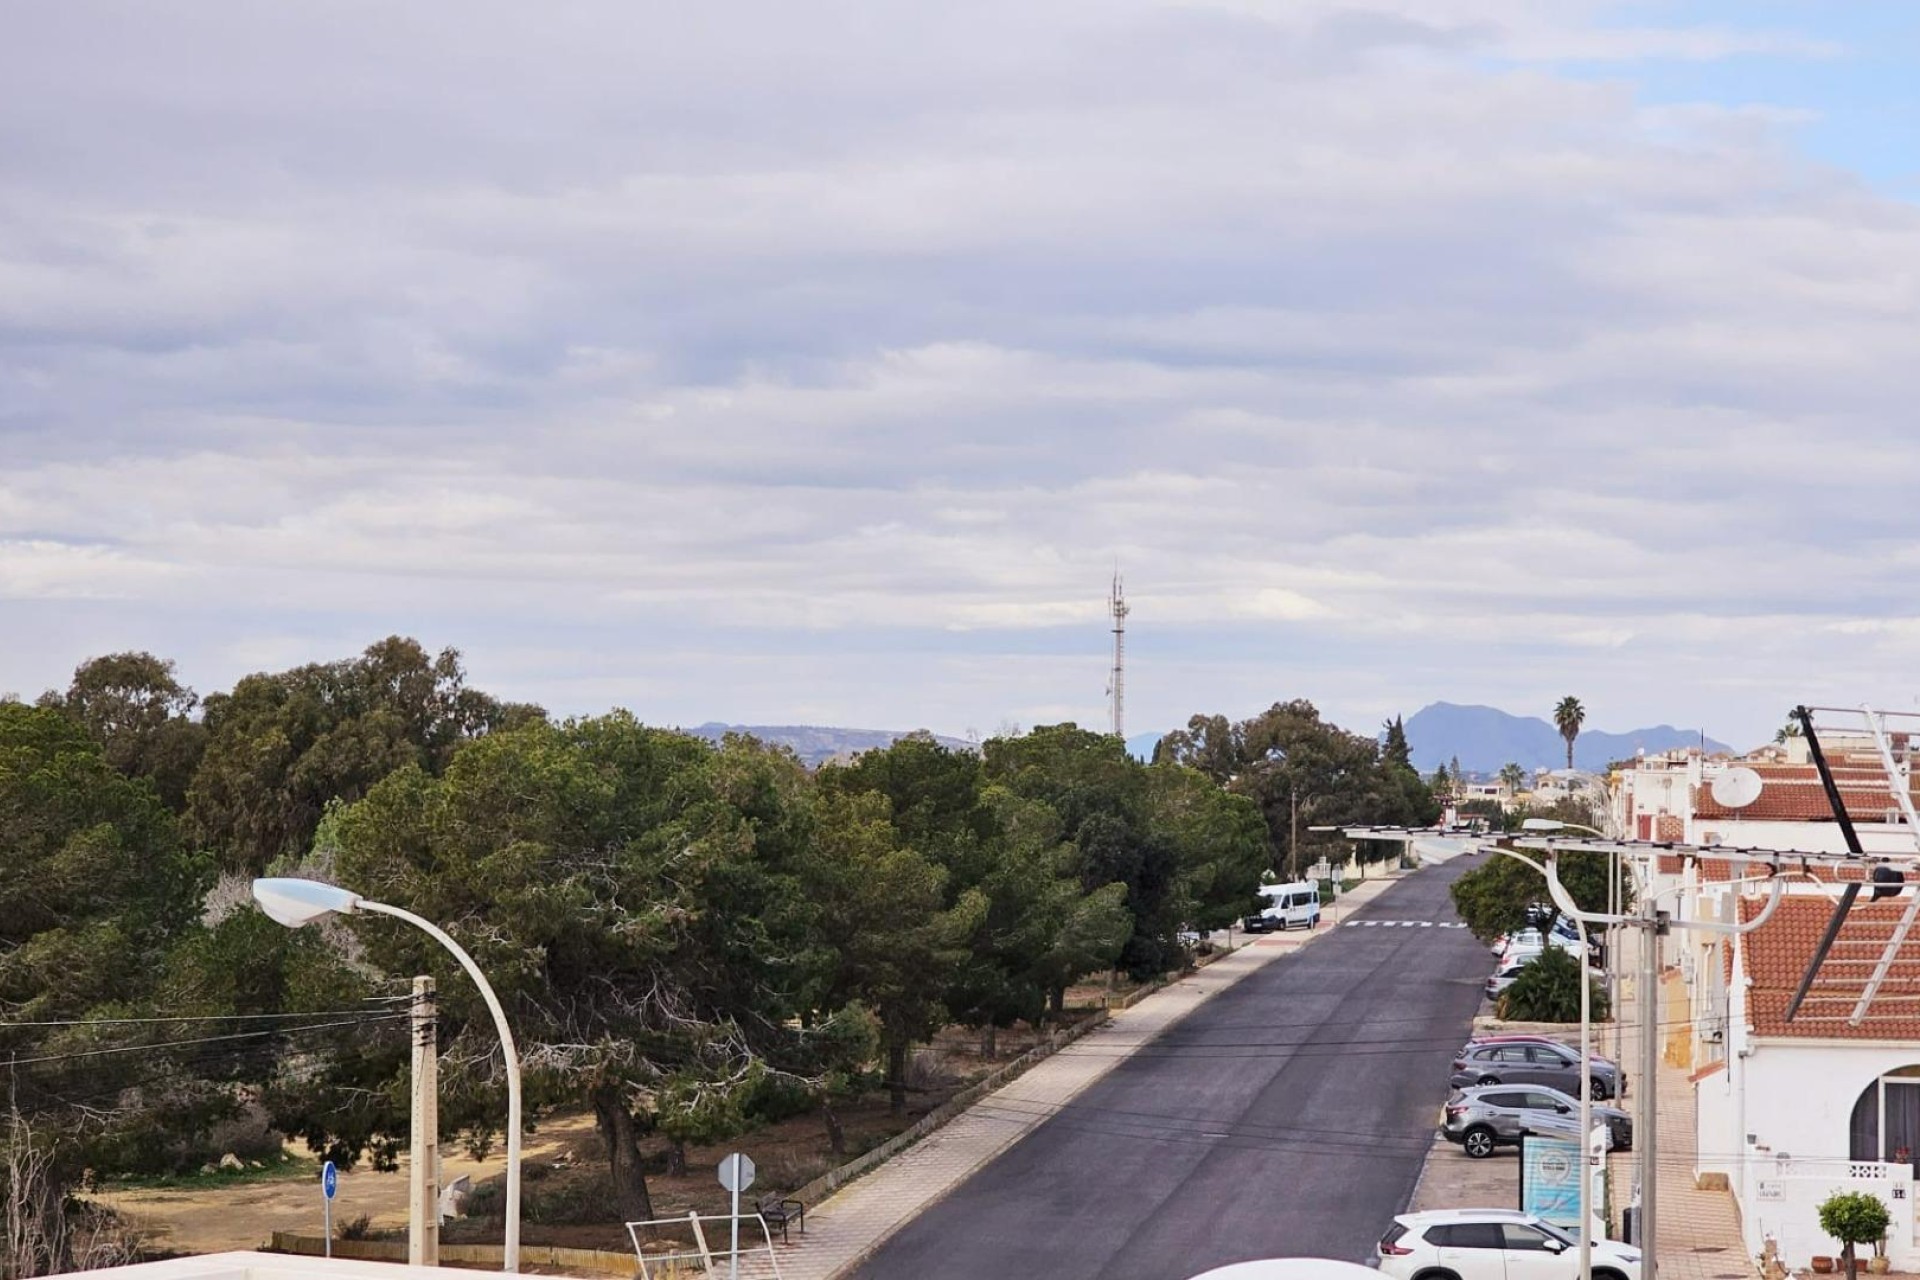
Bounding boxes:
683 722 974 767
1402 702 1732 774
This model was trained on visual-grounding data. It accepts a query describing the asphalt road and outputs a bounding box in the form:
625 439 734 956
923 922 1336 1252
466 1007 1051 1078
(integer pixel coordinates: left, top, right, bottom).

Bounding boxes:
854 858 1494 1280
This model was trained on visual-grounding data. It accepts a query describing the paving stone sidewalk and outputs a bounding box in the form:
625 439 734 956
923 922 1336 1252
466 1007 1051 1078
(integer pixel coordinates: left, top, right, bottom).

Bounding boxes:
762 872 1412 1280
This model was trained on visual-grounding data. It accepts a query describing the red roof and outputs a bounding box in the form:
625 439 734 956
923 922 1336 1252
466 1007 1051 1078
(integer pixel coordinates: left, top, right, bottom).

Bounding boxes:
1694 764 1919 822
1741 894 1920 1040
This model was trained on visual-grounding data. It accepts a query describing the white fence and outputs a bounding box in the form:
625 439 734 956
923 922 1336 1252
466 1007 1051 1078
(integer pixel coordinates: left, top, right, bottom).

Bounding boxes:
1747 1158 1915 1271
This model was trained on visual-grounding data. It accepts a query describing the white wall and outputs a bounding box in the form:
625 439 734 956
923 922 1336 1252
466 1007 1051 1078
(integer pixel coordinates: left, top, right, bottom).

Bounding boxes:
1719 1044 1920 1269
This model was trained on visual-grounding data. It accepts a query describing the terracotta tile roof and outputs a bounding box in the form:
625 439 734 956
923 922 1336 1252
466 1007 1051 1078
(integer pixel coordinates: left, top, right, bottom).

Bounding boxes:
1741 894 1920 1040
1694 764 1919 822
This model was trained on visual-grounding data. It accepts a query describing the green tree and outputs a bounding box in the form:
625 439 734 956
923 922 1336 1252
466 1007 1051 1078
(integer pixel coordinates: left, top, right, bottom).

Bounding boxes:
1818 1190 1891 1280
1449 848 1623 943
1497 946 1607 1023
1499 762 1527 795
802 789 983 1116
1380 717 1412 770
1154 714 1242 784
188 637 540 873
1554 696 1586 770
0 702 222 1249
37 652 207 812
324 715 816 1221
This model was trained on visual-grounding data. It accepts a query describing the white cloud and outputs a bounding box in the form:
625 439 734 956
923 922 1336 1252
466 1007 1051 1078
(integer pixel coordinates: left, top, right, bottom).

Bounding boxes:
0 0 1909 753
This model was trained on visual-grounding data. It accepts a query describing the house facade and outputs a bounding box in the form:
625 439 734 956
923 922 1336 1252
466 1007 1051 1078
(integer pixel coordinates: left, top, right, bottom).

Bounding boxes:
1608 741 1920 1268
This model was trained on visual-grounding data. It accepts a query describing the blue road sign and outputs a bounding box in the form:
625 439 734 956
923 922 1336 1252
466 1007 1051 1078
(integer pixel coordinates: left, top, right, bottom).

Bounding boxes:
322 1161 338 1200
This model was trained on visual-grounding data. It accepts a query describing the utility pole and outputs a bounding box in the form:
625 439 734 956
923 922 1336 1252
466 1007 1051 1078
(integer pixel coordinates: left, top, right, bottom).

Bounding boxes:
410 975 439 1267
1290 788 1300 880
1109 573 1128 741
1639 903 1666 1275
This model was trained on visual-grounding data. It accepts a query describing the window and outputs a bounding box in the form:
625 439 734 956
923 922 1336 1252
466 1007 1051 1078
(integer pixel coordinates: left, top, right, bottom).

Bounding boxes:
1524 1092 1567 1111
1482 1092 1526 1109
1529 1046 1572 1067
1445 1223 1506 1250
1501 1224 1559 1252
1494 1047 1531 1064
1850 1067 1920 1171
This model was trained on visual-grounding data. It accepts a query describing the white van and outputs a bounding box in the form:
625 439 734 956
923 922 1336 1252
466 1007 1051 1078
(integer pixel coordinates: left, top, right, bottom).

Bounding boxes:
1242 880 1322 933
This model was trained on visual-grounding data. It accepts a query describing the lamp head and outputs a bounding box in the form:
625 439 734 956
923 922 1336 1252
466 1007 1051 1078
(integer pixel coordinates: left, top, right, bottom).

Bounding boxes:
1520 818 1566 832
252 877 363 928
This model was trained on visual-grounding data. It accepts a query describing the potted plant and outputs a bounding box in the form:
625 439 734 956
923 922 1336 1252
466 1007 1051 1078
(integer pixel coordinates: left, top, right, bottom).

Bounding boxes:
1813 1257 1836 1274
1867 1238 1891 1276
1818 1190 1893 1280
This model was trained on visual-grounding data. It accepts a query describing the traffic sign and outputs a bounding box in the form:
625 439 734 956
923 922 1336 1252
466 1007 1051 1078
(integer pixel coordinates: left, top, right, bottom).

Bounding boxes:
717 1152 755 1193
322 1161 338 1200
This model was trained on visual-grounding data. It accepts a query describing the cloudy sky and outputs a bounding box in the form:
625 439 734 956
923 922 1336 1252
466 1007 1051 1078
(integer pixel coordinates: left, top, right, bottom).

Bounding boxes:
4 1 1918 751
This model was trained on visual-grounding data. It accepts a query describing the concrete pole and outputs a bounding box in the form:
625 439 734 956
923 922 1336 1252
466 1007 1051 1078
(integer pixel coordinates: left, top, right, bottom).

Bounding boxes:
410 975 440 1267
1641 899 1663 1276
1577 916 1593 1280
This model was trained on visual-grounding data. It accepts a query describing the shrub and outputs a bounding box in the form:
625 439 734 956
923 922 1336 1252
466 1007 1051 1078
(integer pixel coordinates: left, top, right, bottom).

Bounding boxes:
1498 946 1609 1023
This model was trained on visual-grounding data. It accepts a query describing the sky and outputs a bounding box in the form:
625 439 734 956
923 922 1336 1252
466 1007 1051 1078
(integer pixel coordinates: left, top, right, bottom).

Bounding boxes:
4 1 1918 753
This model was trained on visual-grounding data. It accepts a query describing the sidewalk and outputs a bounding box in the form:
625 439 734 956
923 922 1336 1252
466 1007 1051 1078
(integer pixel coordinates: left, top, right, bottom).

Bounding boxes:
1616 963 1758 1280
767 871 1413 1280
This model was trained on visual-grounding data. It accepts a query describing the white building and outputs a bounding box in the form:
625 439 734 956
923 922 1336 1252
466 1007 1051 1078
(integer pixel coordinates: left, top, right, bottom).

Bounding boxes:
1606 738 1920 1270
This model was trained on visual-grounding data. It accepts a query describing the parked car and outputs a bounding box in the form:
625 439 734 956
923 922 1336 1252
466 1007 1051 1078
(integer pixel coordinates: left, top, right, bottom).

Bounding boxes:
1242 880 1322 933
1457 1034 1617 1071
1441 1084 1632 1157
1486 956 1604 999
1376 1209 1641 1280
1498 931 1584 968
1450 1038 1623 1100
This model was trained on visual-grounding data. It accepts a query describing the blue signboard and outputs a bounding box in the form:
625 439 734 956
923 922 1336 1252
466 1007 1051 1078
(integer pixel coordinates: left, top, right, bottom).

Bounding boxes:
1519 1134 1583 1232
322 1160 338 1200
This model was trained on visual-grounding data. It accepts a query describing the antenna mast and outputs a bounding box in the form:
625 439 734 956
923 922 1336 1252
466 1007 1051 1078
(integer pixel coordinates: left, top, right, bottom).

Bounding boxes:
1109 572 1129 740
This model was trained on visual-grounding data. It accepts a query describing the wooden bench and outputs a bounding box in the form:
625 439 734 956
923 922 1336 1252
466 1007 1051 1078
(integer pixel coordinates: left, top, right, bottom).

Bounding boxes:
758 1198 805 1244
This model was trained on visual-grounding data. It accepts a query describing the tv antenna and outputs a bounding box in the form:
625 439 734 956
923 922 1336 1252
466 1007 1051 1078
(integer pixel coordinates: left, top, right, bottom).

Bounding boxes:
1108 572 1129 740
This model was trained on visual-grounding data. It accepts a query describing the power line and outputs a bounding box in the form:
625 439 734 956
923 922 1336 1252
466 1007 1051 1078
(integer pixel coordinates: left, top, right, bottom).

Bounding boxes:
2 1014 410 1068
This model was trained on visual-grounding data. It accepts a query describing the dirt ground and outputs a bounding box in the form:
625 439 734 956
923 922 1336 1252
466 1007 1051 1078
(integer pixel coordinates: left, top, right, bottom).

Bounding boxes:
100 1016 1095 1256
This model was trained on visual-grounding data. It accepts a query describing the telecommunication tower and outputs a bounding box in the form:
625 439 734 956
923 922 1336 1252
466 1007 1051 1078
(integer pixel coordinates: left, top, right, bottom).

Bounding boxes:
1108 573 1129 740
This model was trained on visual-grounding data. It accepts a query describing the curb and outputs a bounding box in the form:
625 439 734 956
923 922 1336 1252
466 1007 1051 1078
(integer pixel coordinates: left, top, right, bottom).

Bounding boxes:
786 1008 1113 1212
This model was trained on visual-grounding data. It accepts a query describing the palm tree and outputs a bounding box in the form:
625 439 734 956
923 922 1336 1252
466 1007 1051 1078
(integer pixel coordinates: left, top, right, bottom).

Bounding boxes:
1553 696 1586 770
1499 762 1526 795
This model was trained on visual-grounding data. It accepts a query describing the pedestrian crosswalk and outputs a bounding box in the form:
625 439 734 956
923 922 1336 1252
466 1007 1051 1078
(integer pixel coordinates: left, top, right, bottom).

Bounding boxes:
1343 919 1467 929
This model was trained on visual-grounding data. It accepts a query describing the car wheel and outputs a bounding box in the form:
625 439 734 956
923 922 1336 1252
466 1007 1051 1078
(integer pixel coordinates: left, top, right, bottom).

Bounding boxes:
1590 1078 1609 1100
1594 1269 1627 1280
1462 1126 1497 1159
1478 1075 1500 1086
1412 1269 1461 1280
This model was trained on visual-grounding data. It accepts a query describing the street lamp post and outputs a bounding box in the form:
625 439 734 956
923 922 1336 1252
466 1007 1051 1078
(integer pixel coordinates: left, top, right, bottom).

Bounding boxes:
253 878 524 1273
1521 818 1621 1061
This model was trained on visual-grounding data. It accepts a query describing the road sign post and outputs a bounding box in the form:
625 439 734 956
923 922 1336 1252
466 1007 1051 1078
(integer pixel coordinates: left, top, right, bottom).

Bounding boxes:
321 1160 338 1258
717 1153 755 1280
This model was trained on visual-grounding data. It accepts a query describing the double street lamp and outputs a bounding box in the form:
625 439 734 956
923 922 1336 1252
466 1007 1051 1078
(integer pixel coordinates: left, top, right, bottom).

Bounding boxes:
252 878 524 1273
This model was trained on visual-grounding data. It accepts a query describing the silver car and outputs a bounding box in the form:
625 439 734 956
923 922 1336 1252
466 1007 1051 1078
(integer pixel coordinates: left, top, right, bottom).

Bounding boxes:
1442 1084 1632 1158
1450 1037 1623 1100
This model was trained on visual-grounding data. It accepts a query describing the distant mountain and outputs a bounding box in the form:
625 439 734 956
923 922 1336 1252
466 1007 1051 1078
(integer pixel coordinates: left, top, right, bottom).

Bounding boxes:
1403 702 1731 775
684 722 974 767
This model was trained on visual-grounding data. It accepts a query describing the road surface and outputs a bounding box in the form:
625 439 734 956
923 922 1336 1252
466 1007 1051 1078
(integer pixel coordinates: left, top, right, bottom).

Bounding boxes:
854 858 1492 1280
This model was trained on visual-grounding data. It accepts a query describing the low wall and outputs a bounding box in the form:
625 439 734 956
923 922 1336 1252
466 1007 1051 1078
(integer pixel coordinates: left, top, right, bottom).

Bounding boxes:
266 1231 636 1275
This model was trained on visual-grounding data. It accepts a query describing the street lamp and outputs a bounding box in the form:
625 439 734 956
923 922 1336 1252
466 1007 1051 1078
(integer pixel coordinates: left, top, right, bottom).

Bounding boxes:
253 878 524 1273
1520 818 1623 1061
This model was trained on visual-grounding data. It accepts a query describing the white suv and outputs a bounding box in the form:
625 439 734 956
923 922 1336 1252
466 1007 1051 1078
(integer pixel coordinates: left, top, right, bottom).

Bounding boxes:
1376 1209 1641 1280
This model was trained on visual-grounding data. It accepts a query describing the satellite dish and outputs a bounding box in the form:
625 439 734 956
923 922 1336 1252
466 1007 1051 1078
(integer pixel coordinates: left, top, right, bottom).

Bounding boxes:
1711 766 1764 809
